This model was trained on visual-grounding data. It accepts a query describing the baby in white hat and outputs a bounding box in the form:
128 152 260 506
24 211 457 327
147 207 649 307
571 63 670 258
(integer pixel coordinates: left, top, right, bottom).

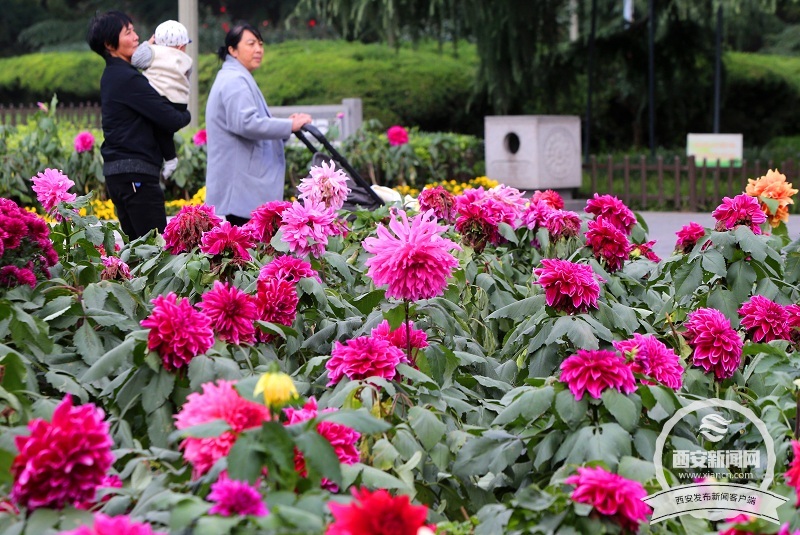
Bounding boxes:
132 20 193 179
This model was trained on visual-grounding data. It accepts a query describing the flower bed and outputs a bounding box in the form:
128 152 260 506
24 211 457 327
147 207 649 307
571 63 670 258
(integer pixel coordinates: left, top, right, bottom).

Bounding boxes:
1 164 800 534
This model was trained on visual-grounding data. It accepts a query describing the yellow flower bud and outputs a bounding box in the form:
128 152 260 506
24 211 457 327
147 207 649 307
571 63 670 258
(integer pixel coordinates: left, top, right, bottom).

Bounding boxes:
254 372 298 408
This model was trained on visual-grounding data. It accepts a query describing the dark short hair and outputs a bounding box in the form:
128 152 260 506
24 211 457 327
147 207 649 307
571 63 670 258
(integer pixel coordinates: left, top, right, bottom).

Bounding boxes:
87 11 133 58
217 22 263 61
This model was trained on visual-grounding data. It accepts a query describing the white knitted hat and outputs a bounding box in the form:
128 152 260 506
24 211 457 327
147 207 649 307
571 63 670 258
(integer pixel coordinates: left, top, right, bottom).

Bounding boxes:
154 20 191 47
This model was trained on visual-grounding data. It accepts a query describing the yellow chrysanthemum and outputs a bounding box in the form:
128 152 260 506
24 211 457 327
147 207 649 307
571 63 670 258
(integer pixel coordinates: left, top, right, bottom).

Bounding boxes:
254 372 298 408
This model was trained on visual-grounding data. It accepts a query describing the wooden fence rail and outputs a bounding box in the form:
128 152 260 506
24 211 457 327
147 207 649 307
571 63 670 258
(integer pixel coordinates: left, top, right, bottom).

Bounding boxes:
582 155 798 212
0 102 103 129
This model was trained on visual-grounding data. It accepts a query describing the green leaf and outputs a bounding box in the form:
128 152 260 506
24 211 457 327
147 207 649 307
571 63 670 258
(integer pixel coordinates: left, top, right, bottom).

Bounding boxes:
497 222 519 244
601 390 639 431
81 283 108 310
147 403 174 448
555 389 588 428
700 249 726 277
706 288 740 325
23 508 60 535
673 260 703 299
727 260 757 303
352 289 386 315
226 430 266 484
344 463 409 491
545 316 598 350
492 386 554 426
294 428 342 487
141 368 175 414
453 430 524 477
618 456 656 483
486 296 545 320
382 302 406 330
73 321 104 365
318 408 391 434
322 251 355 283
169 419 231 442
734 225 767 262
408 406 446 450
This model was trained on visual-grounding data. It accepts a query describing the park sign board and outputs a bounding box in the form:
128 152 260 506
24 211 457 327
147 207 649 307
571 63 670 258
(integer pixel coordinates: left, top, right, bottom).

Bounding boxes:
686 133 743 167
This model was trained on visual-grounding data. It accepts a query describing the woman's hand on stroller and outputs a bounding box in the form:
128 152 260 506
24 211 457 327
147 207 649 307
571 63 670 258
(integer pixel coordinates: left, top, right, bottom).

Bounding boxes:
289 113 312 132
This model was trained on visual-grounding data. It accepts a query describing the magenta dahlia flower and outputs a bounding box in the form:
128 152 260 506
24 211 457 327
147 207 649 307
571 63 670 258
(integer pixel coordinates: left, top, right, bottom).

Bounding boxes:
631 240 661 262
738 295 791 343
100 256 131 281
418 185 457 222
242 201 292 250
140 293 215 372
364 209 460 301
532 189 565 209
485 185 526 224
585 193 637 234
31 168 77 214
683 307 743 380
59 513 165 535
280 199 340 258
0 265 37 288
258 255 320 283
74 131 95 153
200 220 255 261
174 380 270 478
298 160 350 210
522 200 554 231
565 466 651 532
192 128 207 146
675 222 706 253
712 194 767 234
370 319 428 363
198 281 259 345
454 201 501 252
11 395 114 510
785 440 800 506
255 277 299 342
163 204 222 254
326 336 405 386
284 397 360 491
585 217 632 273
787 304 800 344
543 209 582 240
560 349 637 400
533 259 602 314
387 125 409 146
613 333 683 389
207 477 268 517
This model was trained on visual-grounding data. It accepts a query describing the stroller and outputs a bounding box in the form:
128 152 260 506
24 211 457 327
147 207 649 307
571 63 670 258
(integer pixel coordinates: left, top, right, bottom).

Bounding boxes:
294 124 385 212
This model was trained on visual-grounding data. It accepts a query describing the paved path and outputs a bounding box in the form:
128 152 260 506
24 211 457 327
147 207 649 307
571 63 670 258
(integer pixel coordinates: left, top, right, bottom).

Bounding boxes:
637 212 800 259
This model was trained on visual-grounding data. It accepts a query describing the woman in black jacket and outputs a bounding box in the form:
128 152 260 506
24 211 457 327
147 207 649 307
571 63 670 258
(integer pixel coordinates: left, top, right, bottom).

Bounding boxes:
87 11 191 240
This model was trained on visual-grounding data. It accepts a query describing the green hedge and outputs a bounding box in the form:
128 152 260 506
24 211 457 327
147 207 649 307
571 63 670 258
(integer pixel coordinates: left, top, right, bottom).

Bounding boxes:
0 40 480 134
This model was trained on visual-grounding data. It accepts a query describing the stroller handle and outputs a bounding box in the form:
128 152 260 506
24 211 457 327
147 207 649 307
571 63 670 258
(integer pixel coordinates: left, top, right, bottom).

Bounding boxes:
295 125 384 207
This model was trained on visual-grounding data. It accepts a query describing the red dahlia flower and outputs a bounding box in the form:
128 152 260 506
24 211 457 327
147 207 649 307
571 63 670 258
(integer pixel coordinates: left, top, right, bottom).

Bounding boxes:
326 487 429 535
683 307 743 380
560 349 637 400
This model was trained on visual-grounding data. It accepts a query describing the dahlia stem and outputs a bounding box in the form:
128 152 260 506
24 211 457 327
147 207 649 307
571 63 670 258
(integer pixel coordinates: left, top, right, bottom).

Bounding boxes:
404 299 411 364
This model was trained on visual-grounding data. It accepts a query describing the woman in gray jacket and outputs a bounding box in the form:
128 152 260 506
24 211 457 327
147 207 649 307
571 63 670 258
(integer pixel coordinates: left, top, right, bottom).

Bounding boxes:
205 23 311 225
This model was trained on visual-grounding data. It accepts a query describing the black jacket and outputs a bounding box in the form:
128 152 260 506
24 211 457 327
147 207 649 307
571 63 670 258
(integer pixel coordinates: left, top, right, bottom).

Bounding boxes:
100 56 191 181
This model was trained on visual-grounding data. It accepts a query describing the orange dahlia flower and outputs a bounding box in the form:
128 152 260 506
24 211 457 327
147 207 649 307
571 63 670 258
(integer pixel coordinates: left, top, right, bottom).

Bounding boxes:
745 169 798 227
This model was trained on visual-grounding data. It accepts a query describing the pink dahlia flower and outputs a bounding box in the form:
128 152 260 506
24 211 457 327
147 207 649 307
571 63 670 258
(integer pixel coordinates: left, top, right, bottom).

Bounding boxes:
683 307 743 380
485 185 526 224
387 125 409 146
255 277 299 342
192 129 207 146
242 201 292 251
198 281 259 345
298 160 350 210
284 398 360 491
787 304 800 344
326 487 430 535
712 194 767 234
11 395 114 510
200 220 254 261
59 513 165 535
522 200 554 231
326 336 405 386
140 293 215 372
73 475 122 510
738 295 790 343
174 380 270 478
0 265 38 288
543 209 582 240
207 476 268 517
163 204 222 254
100 256 131 281
454 201 501 252
259 255 321 283
785 440 800 506
280 199 340 258
418 186 457 222
613 333 683 389
585 193 637 234
370 320 428 363
532 189 565 210
533 259 601 314
560 349 637 400
565 466 651 532
31 168 77 214
585 217 632 273
364 209 461 301
675 222 706 253
74 131 95 153
631 240 661 262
